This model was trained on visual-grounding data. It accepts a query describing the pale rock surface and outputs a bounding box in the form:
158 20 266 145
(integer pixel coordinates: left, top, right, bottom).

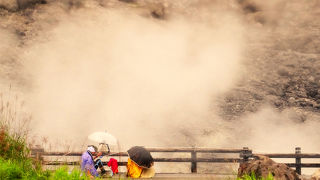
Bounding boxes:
311 169 320 180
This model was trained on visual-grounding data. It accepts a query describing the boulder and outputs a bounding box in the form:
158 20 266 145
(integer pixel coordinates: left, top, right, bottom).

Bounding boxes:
238 155 300 180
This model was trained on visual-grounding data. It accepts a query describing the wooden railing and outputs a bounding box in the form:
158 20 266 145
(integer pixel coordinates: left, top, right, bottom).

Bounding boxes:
31 147 320 174
254 147 320 175
31 147 251 173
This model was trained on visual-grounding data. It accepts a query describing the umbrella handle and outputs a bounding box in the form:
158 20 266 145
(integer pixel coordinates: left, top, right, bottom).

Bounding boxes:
107 144 110 154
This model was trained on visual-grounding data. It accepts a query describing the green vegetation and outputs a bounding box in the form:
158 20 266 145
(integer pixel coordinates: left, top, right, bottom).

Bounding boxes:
237 172 274 180
0 159 99 179
0 94 94 179
0 124 95 179
0 125 50 179
49 166 93 180
0 157 49 179
0 126 29 161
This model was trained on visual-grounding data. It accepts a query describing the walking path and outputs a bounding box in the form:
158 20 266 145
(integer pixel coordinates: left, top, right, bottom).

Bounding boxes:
106 173 236 179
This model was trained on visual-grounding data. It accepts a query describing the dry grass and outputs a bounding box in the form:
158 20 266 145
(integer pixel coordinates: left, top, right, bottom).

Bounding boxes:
0 90 31 141
0 89 32 160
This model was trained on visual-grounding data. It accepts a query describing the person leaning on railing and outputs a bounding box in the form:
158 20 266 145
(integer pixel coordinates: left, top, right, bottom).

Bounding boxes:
81 145 107 178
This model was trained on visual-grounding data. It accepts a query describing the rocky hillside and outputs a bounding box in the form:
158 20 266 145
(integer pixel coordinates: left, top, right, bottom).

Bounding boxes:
1 0 320 122
219 0 320 120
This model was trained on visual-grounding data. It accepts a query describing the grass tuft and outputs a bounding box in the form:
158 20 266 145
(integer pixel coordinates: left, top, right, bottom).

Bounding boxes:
237 172 274 180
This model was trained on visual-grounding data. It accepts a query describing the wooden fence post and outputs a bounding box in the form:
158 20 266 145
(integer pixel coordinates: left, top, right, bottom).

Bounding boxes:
191 151 197 173
295 147 301 175
241 147 251 162
31 146 44 162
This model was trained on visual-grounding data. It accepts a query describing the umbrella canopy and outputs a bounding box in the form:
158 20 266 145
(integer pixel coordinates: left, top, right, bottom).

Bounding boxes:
88 131 117 145
127 146 154 168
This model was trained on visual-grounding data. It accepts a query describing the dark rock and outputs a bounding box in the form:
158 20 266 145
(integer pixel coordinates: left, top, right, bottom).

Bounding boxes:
67 0 83 9
237 0 261 13
314 104 320 109
307 90 318 98
0 0 46 11
296 98 316 107
296 91 308 98
253 93 264 100
118 0 136 3
285 64 296 68
269 88 284 96
150 3 167 19
16 30 26 37
274 100 284 107
17 0 46 9
278 69 290 77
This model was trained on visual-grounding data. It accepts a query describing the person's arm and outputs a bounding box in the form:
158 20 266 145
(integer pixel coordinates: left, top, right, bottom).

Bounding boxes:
93 152 103 159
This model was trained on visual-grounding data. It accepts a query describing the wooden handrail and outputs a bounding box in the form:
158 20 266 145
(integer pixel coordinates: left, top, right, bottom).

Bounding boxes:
42 162 320 168
31 147 320 175
286 163 320 168
35 148 245 156
146 148 244 153
32 147 248 174
42 157 242 166
37 152 128 156
254 153 320 158
154 158 241 163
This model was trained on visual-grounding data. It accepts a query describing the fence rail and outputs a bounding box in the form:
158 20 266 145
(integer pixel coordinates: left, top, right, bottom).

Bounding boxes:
31 147 320 174
254 154 320 158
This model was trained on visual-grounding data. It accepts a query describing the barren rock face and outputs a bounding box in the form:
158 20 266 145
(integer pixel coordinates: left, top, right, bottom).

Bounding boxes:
17 0 46 9
0 0 18 10
220 0 320 121
238 155 300 180
0 0 44 11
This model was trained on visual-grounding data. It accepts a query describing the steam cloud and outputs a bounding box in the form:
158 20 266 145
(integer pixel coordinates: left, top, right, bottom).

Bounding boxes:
23 2 244 149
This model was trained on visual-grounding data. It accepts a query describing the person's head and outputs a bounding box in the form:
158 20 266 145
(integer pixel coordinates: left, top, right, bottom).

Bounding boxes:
87 145 98 155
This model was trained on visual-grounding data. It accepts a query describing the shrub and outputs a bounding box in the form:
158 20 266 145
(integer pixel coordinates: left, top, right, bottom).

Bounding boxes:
0 158 24 179
0 93 31 161
0 126 29 161
0 93 48 179
51 166 92 180
0 157 50 179
237 172 274 180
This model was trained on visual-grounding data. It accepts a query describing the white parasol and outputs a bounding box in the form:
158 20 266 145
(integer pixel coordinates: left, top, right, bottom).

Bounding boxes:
88 131 118 145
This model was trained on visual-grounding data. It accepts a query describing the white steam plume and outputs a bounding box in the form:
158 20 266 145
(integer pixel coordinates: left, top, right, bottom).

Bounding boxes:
23 5 244 149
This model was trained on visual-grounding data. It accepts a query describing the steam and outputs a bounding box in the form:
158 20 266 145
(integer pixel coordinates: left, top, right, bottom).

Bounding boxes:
23 4 244 149
236 106 320 153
